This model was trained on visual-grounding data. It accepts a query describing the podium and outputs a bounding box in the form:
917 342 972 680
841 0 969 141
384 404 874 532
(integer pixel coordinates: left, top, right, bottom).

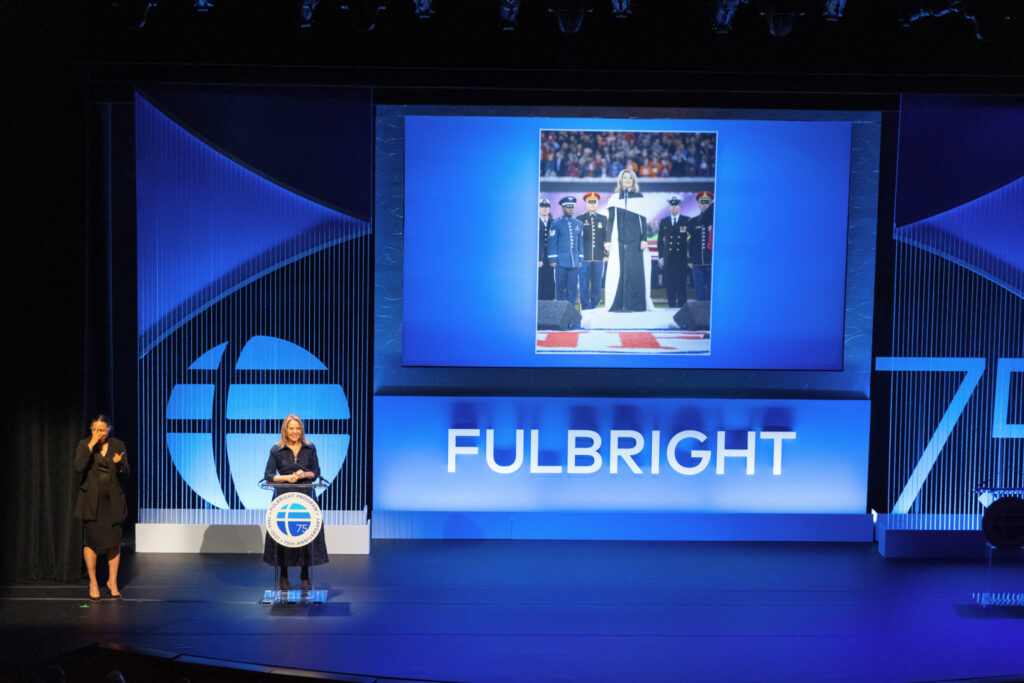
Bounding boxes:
974 484 1024 608
258 479 328 605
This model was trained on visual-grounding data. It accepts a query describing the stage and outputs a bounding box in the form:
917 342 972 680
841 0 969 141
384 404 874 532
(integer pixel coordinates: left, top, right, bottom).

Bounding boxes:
4 540 1024 682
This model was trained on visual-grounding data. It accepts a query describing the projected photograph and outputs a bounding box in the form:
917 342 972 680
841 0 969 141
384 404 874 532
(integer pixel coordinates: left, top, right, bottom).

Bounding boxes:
537 129 716 355
399 112 853 370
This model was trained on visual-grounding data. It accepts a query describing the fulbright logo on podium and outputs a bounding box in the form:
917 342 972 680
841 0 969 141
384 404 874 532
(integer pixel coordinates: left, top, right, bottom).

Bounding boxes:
266 492 323 548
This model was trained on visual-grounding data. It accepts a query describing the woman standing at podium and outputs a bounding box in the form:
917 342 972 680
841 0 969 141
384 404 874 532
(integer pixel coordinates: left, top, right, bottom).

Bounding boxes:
73 415 129 601
263 414 328 590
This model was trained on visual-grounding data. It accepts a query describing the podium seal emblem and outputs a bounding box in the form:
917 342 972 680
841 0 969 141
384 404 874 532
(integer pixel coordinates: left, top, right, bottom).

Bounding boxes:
265 492 323 548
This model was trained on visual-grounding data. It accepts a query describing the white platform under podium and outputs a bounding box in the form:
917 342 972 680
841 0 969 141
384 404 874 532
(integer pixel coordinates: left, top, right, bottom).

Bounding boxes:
136 508 370 554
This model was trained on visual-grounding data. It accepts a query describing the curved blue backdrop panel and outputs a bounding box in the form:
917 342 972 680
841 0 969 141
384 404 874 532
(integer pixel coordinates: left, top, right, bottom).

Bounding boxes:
895 176 1024 299
135 92 372 522
883 95 1024 531
135 94 369 354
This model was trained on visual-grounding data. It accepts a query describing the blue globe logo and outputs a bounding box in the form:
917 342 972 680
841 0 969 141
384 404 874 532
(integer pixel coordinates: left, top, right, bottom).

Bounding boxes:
165 335 350 509
277 502 312 536
266 492 323 548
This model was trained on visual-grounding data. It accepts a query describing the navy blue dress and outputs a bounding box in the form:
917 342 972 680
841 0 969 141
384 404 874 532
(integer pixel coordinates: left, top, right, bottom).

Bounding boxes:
262 442 329 567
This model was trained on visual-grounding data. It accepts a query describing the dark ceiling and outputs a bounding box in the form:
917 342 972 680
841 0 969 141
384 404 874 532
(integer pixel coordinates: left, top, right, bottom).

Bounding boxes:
6 0 1024 100
87 0 1024 74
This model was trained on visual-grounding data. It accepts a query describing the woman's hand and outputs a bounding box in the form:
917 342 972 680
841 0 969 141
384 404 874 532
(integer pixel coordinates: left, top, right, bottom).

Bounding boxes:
112 452 124 464
88 426 107 449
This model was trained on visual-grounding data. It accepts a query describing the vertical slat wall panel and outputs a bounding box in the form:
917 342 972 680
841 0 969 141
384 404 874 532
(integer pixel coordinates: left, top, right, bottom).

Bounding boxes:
886 240 1024 531
135 94 371 525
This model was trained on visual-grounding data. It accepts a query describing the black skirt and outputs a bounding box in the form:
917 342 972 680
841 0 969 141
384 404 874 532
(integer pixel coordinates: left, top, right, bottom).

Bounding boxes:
83 494 123 550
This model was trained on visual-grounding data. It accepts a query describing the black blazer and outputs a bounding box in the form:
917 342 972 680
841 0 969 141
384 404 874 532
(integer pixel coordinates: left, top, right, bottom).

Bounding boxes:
73 437 130 522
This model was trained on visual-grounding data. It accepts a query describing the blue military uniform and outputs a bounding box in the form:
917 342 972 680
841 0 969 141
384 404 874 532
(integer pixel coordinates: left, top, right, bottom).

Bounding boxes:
547 196 584 305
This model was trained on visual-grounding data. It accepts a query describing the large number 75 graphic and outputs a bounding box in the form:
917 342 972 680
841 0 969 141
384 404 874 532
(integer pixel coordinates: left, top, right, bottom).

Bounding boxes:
874 357 1024 514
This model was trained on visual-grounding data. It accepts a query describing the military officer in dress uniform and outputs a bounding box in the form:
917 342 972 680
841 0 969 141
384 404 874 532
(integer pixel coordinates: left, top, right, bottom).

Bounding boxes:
687 190 714 301
547 195 584 306
578 191 609 309
657 195 689 308
538 198 556 300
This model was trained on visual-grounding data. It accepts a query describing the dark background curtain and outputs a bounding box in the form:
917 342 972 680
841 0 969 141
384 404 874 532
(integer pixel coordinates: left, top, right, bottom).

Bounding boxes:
2 1 106 582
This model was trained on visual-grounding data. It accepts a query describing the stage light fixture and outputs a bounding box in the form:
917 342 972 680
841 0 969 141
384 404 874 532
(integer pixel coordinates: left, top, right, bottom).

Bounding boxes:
952 0 1016 41
763 11 798 36
549 0 593 34
896 0 957 28
498 0 521 30
755 0 806 37
611 0 633 18
895 0 1004 39
712 0 746 34
340 0 387 31
193 0 213 10
293 0 320 27
413 0 436 18
822 0 845 21
111 0 160 29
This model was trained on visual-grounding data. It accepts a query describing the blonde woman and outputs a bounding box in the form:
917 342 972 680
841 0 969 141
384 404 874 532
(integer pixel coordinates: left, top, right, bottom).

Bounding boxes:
262 414 328 590
603 169 654 312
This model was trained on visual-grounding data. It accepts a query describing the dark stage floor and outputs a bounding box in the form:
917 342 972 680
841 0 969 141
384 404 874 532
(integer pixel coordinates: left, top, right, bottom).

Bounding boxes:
3 540 1024 682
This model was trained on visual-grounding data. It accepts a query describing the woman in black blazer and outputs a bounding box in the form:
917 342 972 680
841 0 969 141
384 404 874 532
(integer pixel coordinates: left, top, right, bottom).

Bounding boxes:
73 415 129 601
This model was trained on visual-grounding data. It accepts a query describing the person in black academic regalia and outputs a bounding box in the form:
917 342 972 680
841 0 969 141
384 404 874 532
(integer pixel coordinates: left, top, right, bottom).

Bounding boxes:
263 414 329 590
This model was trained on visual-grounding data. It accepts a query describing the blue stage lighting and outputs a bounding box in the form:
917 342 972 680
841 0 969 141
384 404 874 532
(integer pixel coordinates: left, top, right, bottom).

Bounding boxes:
713 0 745 34
294 0 320 27
823 0 845 21
549 0 592 34
413 0 435 18
498 0 521 30
340 0 387 31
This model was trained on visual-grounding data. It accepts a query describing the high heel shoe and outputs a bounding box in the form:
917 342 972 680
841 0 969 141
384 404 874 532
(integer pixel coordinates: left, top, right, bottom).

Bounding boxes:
105 583 123 600
88 585 101 602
